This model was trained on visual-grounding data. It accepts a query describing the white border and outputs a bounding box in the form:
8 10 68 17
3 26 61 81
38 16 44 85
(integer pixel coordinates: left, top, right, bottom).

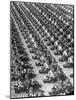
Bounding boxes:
0 0 75 100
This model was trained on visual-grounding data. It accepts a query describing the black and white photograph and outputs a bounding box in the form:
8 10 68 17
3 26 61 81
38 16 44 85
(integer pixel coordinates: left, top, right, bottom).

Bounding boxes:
10 1 74 99
0 0 75 100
